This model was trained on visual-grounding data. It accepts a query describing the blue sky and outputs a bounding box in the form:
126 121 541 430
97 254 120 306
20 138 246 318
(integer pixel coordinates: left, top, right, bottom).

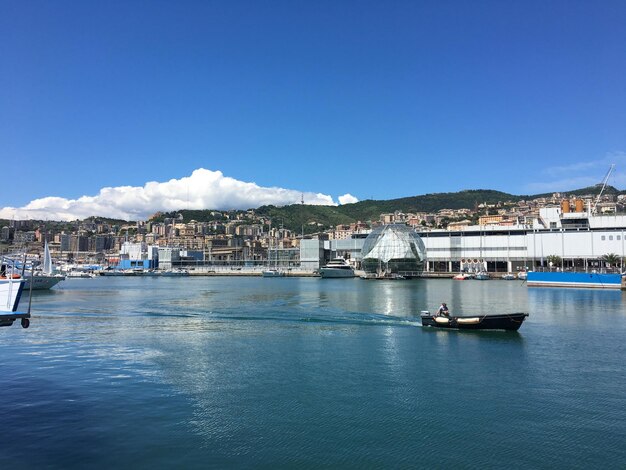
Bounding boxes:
1 0 626 220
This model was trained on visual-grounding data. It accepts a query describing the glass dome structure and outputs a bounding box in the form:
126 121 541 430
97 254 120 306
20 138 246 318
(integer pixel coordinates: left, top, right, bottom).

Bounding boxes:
361 224 426 278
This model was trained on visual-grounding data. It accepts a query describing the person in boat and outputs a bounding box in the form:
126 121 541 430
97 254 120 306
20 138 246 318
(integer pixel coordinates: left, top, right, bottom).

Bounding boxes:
437 302 449 317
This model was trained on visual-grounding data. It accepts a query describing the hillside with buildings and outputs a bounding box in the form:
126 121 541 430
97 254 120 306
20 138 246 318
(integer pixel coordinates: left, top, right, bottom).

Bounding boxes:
1 186 625 270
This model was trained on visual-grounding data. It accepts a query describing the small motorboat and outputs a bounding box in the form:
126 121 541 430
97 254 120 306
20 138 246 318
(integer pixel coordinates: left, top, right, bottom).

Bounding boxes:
453 273 473 280
420 311 528 331
501 273 516 280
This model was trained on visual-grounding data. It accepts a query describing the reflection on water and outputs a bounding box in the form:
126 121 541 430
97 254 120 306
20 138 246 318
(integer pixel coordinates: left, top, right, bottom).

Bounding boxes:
528 286 625 321
2 276 625 468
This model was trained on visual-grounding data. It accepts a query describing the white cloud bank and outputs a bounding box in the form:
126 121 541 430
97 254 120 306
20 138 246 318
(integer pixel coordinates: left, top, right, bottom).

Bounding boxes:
0 168 358 221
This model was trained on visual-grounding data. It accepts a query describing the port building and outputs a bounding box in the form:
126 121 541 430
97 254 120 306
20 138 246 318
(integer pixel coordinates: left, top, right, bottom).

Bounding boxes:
301 207 626 273
360 224 426 277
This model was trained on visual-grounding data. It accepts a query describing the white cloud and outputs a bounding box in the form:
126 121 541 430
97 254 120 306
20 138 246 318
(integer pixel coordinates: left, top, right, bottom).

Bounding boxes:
0 168 338 221
338 193 359 205
523 152 626 194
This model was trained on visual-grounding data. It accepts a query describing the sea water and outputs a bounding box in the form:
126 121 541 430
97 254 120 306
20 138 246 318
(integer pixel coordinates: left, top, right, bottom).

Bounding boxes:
1 276 625 468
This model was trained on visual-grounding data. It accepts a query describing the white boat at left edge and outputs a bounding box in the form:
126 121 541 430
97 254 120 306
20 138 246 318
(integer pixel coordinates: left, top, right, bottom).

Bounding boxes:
0 266 31 328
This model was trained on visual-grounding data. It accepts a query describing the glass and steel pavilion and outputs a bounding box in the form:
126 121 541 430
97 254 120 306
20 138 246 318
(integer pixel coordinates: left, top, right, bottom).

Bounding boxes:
361 224 427 278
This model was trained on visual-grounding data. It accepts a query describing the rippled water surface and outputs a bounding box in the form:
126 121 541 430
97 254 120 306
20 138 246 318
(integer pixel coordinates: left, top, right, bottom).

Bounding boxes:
2 276 625 468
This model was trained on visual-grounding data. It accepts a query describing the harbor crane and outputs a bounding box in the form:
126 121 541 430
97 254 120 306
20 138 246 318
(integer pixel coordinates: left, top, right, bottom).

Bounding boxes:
592 164 615 214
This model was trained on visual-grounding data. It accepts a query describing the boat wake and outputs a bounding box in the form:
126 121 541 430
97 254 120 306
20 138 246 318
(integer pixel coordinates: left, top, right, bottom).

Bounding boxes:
30 304 422 331
205 308 421 329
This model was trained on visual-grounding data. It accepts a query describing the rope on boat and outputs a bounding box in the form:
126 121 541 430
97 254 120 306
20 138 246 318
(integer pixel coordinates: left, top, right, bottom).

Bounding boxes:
504 313 527 324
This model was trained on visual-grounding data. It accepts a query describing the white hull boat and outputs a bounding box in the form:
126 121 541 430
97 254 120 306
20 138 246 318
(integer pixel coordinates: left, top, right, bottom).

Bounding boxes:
262 269 285 277
66 271 97 278
21 242 67 289
0 278 25 313
161 269 190 276
0 277 30 328
319 259 355 278
23 274 65 290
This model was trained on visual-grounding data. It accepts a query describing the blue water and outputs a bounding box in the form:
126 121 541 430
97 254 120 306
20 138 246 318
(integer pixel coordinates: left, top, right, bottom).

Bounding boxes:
1 277 625 468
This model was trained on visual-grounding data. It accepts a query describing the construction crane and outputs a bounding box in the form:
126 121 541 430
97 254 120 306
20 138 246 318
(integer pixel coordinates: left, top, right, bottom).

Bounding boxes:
592 164 615 214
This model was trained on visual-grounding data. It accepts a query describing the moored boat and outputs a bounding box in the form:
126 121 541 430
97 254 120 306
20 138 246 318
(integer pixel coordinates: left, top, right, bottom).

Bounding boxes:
420 311 528 331
66 270 97 278
501 273 516 280
453 273 473 280
527 271 624 289
319 258 355 278
262 269 285 277
23 273 65 290
1 243 65 290
161 268 189 276
0 267 31 328
24 241 66 290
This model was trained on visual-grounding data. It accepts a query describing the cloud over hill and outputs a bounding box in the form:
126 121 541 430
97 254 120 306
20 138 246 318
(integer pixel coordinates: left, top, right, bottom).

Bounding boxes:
0 168 358 221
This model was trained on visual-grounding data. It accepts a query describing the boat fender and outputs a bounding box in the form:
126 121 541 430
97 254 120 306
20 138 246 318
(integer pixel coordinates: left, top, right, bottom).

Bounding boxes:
457 317 481 325
434 317 450 324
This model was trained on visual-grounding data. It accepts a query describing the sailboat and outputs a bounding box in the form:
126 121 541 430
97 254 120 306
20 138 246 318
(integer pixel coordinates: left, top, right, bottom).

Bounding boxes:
23 241 66 290
262 224 285 277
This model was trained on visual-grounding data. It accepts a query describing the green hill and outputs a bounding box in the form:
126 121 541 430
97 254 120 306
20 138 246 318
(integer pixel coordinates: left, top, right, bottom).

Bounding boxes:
334 189 523 220
253 190 524 233
152 189 524 233
6 185 621 232
531 185 621 199
149 185 626 234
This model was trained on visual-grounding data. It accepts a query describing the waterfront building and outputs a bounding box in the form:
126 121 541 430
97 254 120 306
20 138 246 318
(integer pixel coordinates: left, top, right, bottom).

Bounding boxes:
298 207 626 274
300 239 325 271
157 247 180 270
116 242 157 269
419 207 626 273
361 224 426 277
300 235 368 271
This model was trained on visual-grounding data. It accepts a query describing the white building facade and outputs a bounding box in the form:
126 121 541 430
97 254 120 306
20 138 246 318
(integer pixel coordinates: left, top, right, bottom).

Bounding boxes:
419 208 626 272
